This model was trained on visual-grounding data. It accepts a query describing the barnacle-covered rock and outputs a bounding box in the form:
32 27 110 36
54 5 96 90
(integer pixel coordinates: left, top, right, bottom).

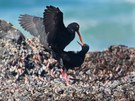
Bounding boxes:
0 20 135 101
0 19 25 43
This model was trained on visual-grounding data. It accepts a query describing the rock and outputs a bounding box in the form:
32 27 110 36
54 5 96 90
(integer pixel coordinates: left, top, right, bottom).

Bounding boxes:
0 19 25 44
0 20 135 101
0 19 26 65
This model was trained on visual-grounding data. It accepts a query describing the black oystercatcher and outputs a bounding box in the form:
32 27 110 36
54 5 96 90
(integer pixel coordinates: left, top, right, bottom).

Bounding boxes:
43 5 84 51
19 5 84 52
19 5 86 85
59 42 89 85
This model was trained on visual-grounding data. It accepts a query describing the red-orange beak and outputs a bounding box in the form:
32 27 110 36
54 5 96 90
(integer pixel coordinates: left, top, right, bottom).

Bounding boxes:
77 31 84 45
77 41 83 46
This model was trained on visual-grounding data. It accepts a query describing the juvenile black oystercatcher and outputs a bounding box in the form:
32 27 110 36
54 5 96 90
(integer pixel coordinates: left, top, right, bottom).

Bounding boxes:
59 42 89 85
19 5 84 52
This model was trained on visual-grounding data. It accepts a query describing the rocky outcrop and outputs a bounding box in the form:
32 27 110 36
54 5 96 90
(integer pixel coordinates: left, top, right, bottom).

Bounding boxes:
0 19 135 101
0 20 25 43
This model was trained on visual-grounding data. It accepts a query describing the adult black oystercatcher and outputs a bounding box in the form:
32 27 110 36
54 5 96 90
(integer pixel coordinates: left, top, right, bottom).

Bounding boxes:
19 5 84 52
19 5 86 85
43 5 84 52
59 42 89 85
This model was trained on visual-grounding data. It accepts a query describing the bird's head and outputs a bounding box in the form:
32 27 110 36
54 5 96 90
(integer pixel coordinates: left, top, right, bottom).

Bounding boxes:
82 44 89 53
68 22 79 32
68 22 84 45
77 41 89 53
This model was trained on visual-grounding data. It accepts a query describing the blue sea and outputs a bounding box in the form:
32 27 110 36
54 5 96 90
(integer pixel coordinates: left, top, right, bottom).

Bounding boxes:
0 0 135 51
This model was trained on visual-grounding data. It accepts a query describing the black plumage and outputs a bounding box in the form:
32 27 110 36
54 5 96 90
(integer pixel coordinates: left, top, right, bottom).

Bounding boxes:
43 6 84 51
59 43 89 85
19 5 84 52
60 44 89 69
19 5 88 85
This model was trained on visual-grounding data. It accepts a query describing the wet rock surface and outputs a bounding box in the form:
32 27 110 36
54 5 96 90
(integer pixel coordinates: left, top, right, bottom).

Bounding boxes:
0 19 135 101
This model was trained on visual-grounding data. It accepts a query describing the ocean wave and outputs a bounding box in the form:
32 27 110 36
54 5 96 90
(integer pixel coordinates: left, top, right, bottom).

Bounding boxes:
124 0 135 3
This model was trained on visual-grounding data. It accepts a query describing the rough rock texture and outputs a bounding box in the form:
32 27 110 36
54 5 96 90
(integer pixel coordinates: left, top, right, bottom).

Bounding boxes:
0 19 135 101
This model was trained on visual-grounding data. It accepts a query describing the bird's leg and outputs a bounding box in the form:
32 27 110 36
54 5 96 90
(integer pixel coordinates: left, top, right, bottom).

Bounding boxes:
59 58 64 67
60 68 70 86
59 58 69 85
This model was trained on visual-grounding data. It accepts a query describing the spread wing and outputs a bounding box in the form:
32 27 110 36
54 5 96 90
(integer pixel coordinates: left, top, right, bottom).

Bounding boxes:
19 14 45 37
19 14 49 49
43 5 66 44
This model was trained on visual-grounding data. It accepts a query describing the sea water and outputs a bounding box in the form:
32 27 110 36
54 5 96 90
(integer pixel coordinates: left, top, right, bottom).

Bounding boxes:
0 0 135 51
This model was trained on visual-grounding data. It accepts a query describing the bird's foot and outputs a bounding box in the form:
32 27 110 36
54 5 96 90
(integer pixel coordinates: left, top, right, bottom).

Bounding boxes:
60 69 70 86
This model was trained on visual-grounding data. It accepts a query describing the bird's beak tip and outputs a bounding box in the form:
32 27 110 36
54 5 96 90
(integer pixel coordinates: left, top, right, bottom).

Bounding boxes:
77 31 84 46
77 41 85 46
82 42 85 46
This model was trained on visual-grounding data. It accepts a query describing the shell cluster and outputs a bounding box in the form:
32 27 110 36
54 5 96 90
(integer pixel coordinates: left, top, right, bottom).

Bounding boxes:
0 19 135 100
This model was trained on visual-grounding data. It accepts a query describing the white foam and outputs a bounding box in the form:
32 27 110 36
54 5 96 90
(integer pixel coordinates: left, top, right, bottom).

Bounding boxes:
124 0 135 4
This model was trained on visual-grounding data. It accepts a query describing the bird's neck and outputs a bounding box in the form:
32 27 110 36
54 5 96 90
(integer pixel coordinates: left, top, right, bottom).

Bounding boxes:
67 28 75 34
77 49 87 57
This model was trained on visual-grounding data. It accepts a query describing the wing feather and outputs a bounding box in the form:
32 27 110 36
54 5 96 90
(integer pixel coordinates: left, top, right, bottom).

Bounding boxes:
19 14 49 49
43 5 66 44
19 14 45 37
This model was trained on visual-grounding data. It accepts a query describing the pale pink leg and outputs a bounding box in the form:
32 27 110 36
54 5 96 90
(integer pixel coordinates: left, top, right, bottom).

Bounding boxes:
60 69 70 86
